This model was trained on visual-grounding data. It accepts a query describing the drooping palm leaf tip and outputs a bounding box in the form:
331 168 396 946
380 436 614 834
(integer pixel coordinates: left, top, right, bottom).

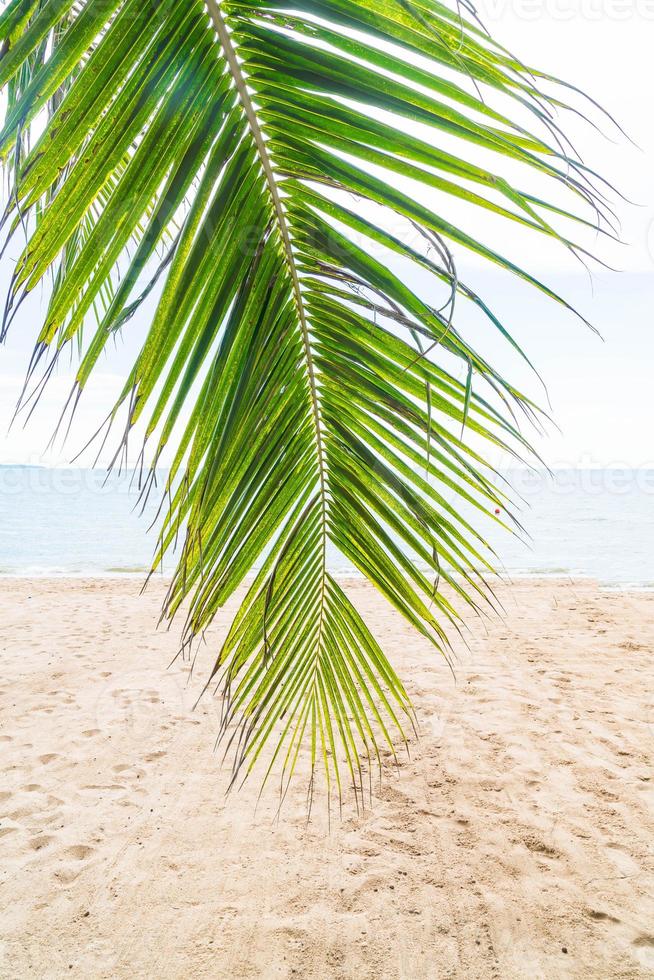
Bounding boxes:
0 0 615 806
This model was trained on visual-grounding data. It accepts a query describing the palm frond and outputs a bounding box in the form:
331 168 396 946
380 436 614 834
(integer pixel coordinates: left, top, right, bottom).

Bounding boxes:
0 0 612 806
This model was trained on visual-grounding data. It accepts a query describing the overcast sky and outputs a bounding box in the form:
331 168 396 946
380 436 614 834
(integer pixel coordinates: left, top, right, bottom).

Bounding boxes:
0 1 652 468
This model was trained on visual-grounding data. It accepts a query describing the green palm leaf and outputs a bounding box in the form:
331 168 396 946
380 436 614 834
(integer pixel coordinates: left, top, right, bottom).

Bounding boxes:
0 0 611 805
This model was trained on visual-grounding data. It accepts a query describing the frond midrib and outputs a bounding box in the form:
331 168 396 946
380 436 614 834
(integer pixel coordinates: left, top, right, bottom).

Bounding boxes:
205 0 327 513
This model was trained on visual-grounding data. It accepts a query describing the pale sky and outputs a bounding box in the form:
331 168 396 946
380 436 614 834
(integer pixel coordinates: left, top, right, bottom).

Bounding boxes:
0 2 652 468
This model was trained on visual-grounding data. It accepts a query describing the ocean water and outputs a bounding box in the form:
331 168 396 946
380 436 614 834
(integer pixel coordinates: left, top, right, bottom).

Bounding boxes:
0 467 653 587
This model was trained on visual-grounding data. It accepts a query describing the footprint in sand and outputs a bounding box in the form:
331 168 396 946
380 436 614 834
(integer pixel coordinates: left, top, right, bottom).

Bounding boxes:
521 834 561 859
38 754 59 765
54 867 82 884
586 908 621 924
29 834 55 851
633 934 654 969
65 844 94 861
9 806 32 820
81 729 101 738
80 784 125 795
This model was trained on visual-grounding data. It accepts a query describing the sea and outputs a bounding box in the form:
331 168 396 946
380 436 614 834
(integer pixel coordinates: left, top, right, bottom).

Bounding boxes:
0 466 653 588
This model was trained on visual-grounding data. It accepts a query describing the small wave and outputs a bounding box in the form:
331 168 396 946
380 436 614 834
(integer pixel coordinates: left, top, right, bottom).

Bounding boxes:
0 566 161 579
104 565 149 574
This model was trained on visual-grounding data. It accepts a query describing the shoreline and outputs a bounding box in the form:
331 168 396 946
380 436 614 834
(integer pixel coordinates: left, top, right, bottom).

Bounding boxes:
1 571 653 594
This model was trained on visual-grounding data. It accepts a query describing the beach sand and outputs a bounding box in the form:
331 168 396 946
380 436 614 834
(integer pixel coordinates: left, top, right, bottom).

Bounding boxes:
1 577 653 978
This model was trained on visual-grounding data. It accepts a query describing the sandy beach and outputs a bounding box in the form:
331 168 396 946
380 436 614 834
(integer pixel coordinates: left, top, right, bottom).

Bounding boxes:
1 576 653 978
